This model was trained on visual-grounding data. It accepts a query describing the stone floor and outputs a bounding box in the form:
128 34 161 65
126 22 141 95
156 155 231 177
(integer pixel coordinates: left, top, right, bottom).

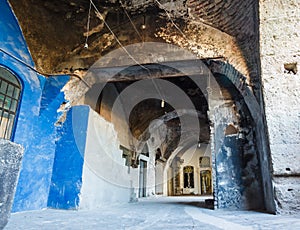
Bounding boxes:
5 196 300 230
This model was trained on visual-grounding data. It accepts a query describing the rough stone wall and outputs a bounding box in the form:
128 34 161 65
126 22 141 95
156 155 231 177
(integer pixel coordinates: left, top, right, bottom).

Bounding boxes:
259 0 300 214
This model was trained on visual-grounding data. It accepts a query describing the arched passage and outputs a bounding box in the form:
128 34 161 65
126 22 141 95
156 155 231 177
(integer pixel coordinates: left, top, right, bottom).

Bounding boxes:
60 42 274 213
81 61 271 211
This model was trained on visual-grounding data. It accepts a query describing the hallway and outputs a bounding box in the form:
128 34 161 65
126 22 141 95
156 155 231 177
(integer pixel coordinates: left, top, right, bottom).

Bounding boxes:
5 196 300 230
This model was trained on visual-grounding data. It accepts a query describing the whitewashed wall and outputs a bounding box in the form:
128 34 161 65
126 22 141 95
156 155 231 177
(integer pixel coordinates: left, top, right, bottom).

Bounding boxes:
79 109 139 209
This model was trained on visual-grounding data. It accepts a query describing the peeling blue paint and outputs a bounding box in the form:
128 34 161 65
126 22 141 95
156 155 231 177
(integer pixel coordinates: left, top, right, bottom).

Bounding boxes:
1 0 88 212
48 106 89 209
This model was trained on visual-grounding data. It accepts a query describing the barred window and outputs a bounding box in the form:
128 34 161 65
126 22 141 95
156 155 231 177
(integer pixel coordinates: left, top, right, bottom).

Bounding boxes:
0 67 21 140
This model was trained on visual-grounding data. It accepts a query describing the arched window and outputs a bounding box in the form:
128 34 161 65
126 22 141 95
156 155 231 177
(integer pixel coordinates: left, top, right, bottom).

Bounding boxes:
0 67 21 140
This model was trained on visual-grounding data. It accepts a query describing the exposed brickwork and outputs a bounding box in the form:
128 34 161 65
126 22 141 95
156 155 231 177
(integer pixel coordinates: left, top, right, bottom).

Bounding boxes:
9 0 258 86
186 0 260 88
187 0 256 37
156 21 250 80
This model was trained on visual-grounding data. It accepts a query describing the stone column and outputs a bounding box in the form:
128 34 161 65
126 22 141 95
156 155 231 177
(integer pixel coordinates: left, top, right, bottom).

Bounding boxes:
0 139 24 229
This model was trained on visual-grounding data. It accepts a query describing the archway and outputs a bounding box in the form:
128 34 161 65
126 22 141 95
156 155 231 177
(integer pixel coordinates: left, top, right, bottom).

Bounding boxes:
64 42 274 212
83 60 267 210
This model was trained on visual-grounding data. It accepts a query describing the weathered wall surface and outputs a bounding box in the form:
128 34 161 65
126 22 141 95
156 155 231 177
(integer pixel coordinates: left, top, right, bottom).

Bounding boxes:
213 104 264 210
259 0 300 213
207 60 276 212
12 75 69 212
48 105 141 210
157 21 249 80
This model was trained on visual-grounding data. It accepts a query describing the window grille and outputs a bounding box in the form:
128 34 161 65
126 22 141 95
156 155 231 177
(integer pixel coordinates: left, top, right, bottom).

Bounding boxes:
0 67 21 140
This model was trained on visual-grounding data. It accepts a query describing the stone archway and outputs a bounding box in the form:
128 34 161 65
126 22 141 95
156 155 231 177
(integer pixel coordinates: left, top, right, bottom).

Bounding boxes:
124 60 273 211
61 42 274 212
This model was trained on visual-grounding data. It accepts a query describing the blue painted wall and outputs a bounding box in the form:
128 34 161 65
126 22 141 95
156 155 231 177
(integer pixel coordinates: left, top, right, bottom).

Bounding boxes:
48 106 89 209
0 0 75 212
12 75 69 212
0 0 34 67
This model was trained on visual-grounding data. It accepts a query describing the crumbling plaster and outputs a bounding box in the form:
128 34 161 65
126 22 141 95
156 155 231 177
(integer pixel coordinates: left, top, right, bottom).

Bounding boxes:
1 0 72 213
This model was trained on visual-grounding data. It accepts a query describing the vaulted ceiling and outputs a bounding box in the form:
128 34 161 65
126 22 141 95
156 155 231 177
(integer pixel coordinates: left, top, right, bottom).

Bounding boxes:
9 0 259 84
8 0 260 154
